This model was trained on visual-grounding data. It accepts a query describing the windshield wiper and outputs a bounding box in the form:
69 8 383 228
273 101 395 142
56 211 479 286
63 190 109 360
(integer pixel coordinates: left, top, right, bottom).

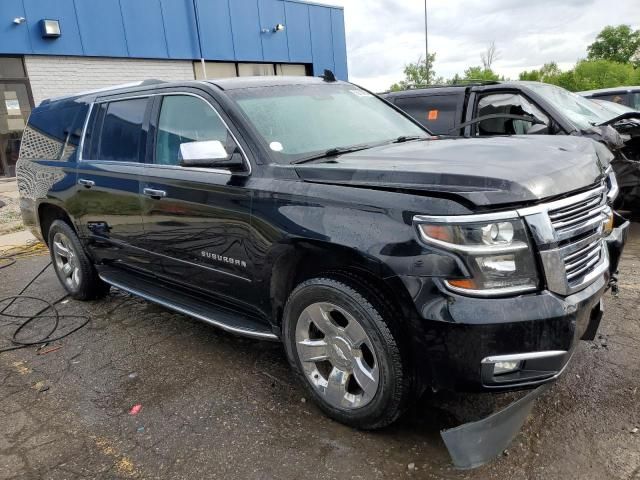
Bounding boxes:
292 144 374 165
391 135 430 143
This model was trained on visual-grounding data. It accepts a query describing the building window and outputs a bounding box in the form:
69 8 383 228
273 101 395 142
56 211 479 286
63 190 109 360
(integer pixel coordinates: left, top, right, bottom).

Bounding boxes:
0 57 27 79
275 64 307 76
237 63 275 77
194 62 237 80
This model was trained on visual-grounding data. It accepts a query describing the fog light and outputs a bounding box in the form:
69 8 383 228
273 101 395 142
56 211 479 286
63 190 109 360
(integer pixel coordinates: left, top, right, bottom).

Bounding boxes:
493 361 521 375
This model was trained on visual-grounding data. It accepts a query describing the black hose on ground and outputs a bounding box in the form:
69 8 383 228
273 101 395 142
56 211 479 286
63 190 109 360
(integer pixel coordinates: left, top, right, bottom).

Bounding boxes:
0 256 90 353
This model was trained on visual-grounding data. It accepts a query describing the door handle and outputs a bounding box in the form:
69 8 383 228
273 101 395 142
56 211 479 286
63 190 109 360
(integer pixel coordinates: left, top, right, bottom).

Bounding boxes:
78 179 95 188
143 188 167 199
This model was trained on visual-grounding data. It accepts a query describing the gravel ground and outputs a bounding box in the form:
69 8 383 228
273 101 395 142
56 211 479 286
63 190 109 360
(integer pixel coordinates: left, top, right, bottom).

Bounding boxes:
0 184 23 236
0 225 638 479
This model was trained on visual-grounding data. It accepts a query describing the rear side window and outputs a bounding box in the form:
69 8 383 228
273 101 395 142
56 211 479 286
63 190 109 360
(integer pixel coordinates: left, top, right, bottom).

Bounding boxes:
83 97 149 162
21 103 88 161
394 95 459 134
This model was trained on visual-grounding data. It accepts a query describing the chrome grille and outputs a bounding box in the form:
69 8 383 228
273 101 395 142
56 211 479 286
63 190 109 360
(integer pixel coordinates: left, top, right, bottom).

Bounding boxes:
564 237 602 284
548 187 607 240
523 184 610 296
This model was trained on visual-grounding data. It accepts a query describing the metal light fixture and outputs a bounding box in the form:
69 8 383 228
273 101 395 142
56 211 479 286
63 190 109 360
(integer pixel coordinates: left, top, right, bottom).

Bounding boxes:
262 23 285 34
40 19 61 38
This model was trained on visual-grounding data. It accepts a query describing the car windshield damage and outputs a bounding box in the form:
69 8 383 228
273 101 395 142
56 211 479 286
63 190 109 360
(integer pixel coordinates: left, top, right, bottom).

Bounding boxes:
229 84 429 164
526 83 622 130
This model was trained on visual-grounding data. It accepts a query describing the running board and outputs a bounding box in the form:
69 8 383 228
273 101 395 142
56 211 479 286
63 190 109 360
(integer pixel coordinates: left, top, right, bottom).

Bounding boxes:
98 268 279 341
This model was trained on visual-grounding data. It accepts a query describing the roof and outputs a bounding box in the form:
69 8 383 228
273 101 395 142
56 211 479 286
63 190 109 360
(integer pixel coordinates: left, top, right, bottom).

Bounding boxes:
37 76 348 106
578 86 640 96
207 76 346 91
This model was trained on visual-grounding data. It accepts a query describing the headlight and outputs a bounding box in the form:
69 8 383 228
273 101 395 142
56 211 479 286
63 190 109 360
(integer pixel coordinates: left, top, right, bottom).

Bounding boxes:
415 215 539 296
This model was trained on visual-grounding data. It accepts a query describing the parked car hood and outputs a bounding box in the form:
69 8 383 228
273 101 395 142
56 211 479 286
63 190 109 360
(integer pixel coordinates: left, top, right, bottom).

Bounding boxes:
294 136 610 207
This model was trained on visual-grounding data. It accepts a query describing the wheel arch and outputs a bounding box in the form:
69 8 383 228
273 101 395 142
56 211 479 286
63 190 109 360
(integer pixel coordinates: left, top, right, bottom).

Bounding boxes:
37 202 76 246
268 240 419 331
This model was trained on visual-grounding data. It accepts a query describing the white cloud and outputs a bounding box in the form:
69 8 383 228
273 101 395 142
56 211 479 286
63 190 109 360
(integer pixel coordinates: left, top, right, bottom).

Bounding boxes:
328 0 639 91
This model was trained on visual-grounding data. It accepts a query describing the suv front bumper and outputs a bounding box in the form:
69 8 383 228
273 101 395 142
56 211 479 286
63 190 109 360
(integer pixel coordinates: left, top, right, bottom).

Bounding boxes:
409 218 629 392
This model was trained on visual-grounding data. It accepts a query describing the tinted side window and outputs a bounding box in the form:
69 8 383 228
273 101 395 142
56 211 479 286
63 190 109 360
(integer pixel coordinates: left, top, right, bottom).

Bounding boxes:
83 98 148 162
394 95 459 134
22 103 88 161
591 93 629 106
155 95 235 166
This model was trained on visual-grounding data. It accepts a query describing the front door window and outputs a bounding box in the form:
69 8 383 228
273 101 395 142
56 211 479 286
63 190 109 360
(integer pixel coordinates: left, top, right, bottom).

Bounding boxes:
475 93 549 135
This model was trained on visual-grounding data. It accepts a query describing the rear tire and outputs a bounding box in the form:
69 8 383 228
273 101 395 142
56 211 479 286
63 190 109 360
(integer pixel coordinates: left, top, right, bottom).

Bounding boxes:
48 220 110 300
282 276 411 429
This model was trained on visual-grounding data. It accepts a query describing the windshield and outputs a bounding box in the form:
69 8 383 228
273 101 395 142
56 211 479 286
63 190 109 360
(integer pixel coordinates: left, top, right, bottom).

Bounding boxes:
229 83 428 163
593 99 637 115
525 82 621 130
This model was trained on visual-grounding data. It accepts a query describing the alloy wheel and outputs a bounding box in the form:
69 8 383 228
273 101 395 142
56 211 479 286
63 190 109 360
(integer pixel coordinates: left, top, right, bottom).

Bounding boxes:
52 232 81 291
295 302 379 409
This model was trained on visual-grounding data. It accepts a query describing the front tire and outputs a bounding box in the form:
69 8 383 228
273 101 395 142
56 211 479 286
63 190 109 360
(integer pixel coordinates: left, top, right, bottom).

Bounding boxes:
282 277 411 429
48 220 110 300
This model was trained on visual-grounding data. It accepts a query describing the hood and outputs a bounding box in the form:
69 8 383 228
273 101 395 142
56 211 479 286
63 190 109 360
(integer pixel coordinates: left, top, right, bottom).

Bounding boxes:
294 136 609 207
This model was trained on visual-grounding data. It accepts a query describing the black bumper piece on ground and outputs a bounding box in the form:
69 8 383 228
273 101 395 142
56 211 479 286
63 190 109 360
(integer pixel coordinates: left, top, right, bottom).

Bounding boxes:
441 384 551 469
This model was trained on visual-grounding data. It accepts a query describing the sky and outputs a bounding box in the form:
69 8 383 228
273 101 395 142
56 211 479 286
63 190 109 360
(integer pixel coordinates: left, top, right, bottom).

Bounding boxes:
327 0 640 92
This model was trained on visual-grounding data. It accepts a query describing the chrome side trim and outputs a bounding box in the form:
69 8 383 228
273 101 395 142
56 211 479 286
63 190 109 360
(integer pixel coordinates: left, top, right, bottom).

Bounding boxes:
100 275 278 341
444 281 537 297
481 350 567 364
79 91 252 176
414 210 519 224
417 234 529 255
77 102 94 162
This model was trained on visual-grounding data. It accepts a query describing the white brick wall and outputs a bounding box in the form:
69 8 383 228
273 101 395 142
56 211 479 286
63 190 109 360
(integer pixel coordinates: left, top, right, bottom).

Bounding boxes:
24 56 196 105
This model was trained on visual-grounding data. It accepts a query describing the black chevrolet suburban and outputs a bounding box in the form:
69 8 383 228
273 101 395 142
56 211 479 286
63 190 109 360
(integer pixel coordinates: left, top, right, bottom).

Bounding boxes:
18 76 628 439
383 81 640 212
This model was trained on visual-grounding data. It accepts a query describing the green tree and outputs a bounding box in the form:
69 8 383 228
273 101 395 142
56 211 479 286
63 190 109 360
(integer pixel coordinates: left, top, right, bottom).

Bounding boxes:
462 66 500 81
564 59 639 90
519 59 640 92
389 53 442 91
587 25 640 66
519 62 562 83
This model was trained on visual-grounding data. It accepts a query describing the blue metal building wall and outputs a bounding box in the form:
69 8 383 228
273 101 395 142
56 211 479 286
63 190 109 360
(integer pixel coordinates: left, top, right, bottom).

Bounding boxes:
0 0 348 79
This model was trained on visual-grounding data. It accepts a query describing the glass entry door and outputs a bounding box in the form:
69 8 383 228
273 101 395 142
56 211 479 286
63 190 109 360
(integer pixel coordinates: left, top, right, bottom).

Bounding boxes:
0 57 34 177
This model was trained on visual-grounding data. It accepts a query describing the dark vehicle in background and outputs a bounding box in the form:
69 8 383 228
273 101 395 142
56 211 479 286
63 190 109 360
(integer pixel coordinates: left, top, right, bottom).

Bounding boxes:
579 86 640 110
17 76 628 466
383 81 640 212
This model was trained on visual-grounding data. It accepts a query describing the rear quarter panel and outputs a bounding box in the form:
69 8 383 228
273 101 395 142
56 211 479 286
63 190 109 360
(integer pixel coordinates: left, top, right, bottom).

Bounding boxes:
17 98 89 240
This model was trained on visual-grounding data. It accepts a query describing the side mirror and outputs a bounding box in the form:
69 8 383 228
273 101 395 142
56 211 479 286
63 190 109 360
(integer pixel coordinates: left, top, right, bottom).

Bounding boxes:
528 123 549 135
179 140 245 171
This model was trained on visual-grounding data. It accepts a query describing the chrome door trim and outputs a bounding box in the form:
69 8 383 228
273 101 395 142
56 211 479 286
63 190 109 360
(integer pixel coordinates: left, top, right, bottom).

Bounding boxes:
78 91 253 176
